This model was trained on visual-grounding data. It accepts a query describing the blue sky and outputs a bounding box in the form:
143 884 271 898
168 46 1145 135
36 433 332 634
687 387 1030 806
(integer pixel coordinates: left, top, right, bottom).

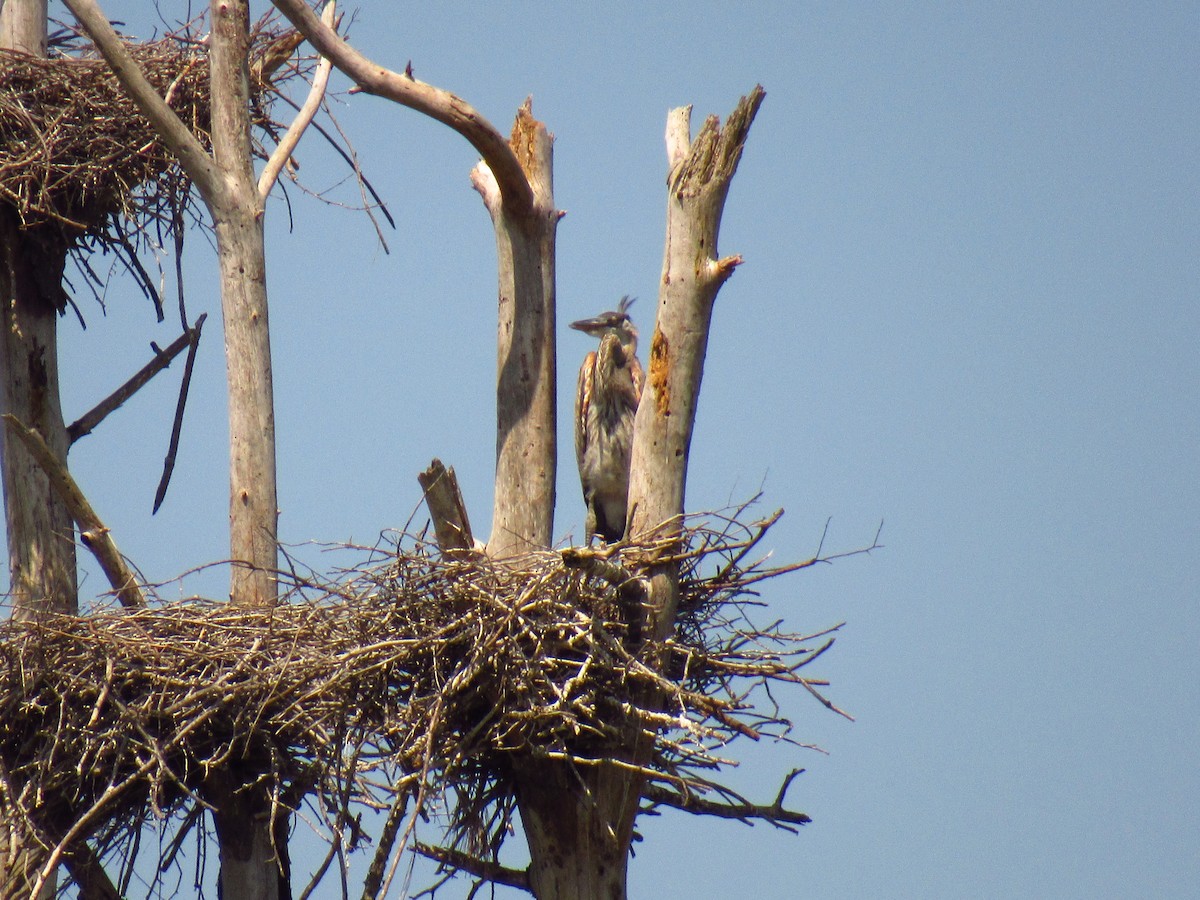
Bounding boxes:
19 1 1200 897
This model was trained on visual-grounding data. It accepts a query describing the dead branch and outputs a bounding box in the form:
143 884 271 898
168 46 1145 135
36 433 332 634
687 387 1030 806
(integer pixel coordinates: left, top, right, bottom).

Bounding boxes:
413 841 529 893
152 314 207 513
418 459 476 554
643 767 811 829
67 313 207 445
270 0 534 215
2 414 145 609
257 0 336 200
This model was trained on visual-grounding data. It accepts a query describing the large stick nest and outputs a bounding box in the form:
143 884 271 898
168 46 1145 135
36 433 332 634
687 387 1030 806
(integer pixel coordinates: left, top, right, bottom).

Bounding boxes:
0 511 841 891
0 18 301 252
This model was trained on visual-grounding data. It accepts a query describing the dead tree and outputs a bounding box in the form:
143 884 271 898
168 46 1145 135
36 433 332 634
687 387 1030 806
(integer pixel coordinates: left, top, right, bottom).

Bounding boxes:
271 0 559 562
1 4 830 898
63 0 280 611
0 2 77 895
0 2 77 618
272 5 771 898
59 1 333 896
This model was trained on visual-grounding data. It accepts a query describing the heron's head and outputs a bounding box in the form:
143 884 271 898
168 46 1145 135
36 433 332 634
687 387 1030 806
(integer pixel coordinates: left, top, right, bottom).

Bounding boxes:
570 296 639 346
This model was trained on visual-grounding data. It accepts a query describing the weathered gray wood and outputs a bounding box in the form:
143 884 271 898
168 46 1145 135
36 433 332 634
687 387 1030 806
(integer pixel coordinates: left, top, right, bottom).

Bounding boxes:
0 214 77 621
63 2 286 895
627 86 765 638
0 4 71 898
269 0 559 558
66 0 281 609
208 0 279 611
471 105 560 558
3 414 145 609
0 0 45 55
418 458 475 553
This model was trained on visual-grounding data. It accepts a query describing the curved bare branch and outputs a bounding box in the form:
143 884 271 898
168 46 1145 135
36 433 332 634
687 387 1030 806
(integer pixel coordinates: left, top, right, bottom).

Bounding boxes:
270 0 534 216
60 0 221 203
258 0 337 200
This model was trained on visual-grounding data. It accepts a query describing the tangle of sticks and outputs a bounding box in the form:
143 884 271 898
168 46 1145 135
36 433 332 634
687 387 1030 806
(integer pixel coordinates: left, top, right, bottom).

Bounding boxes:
0 509 864 895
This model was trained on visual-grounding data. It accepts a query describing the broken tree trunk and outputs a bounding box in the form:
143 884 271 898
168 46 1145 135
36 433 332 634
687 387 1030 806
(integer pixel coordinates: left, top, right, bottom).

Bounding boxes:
269 0 559 559
0 1 76 891
512 87 768 900
627 86 765 639
471 106 559 558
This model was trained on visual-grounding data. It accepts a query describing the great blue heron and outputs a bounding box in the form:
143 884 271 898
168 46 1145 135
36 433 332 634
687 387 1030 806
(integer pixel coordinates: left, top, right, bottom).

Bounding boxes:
570 296 645 543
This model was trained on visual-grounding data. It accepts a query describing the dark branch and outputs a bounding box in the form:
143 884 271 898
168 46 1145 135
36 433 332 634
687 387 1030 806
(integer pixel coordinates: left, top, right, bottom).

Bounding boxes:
62 838 124 900
642 774 811 830
412 841 530 894
152 314 206 513
67 314 207 445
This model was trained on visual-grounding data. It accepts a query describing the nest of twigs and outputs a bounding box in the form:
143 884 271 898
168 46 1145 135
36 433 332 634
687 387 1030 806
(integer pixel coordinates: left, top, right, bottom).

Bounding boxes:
0 512 841 894
0 40 207 237
0 18 303 315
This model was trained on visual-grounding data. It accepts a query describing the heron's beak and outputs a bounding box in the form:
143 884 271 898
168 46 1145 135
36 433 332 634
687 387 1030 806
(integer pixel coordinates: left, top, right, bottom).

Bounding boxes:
569 316 605 334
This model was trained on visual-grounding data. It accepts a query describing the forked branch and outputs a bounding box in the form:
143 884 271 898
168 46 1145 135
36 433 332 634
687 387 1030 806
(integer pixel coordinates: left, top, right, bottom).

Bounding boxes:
68 313 207 445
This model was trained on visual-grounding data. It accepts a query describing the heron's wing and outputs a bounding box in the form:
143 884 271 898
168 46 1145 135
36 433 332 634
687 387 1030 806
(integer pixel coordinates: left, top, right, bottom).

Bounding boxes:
575 351 596 495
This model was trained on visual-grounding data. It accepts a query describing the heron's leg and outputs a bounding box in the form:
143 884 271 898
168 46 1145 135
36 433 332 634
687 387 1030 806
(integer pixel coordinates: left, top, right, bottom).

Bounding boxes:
584 496 599 545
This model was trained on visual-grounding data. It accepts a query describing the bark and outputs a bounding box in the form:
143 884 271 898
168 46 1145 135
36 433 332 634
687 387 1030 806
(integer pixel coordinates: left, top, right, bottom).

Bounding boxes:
64 0 279 608
418 458 475 553
207 767 290 900
268 0 557 555
208 0 278 610
0 3 75 894
626 87 765 639
472 106 559 557
0 214 77 620
207 4 282 890
0 0 45 55
512 758 640 900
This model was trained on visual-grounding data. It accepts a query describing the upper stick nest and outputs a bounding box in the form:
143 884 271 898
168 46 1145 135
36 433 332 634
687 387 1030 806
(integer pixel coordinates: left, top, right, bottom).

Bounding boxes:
0 512 839 891
0 19 299 251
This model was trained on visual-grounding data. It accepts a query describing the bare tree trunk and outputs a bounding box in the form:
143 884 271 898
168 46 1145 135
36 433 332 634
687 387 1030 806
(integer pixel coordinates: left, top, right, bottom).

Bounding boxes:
0 2 76 895
0 219 76 620
626 88 765 638
512 87 767 900
512 759 640 900
0 0 45 55
61 1 283 894
206 4 282 892
472 105 559 557
269 0 559 557
209 0 278 610
64 0 280 610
